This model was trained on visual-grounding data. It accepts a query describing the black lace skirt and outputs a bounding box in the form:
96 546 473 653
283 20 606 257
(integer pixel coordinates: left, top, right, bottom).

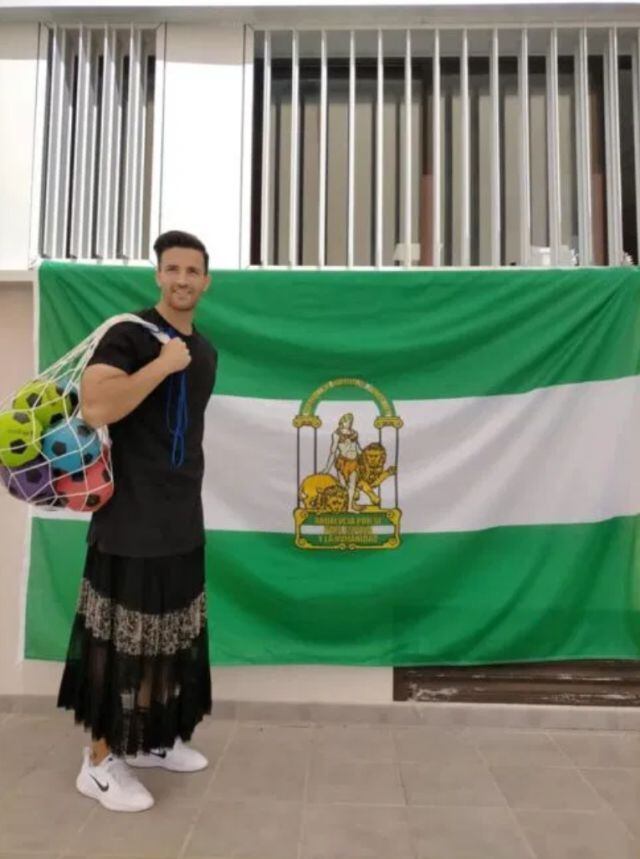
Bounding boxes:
57 544 212 756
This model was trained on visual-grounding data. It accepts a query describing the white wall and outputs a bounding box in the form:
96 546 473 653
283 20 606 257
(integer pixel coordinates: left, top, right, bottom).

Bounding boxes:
160 24 248 267
0 281 34 695
0 24 40 269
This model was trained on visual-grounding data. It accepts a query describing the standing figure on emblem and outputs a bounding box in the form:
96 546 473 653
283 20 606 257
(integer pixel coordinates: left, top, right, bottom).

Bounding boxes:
323 412 361 512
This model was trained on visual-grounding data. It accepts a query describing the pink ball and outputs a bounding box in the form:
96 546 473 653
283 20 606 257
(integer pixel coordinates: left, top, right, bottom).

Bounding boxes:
55 451 113 512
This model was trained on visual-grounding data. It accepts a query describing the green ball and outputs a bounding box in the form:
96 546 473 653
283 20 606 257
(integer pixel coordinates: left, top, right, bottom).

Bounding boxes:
0 410 42 468
13 380 77 430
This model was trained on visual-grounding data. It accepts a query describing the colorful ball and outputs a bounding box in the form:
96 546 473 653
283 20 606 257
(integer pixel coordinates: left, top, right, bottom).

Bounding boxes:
0 410 42 468
50 380 79 424
0 456 55 505
55 452 113 512
42 418 101 475
13 380 78 430
54 377 80 411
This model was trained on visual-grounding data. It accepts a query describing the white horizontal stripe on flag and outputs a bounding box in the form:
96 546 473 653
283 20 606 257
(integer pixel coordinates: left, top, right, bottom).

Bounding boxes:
201 376 640 534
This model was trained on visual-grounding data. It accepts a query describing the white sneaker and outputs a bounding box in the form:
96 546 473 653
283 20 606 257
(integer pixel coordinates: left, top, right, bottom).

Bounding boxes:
76 749 154 812
126 738 208 773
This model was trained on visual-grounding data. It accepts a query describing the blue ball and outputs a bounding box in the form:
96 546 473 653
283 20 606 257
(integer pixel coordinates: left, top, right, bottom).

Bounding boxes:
42 418 101 475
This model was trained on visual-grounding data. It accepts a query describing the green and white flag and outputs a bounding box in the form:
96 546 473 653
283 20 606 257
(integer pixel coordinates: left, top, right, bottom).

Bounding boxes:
25 264 640 666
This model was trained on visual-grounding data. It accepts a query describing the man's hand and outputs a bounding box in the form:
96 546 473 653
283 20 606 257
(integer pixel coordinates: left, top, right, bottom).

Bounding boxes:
159 339 192 374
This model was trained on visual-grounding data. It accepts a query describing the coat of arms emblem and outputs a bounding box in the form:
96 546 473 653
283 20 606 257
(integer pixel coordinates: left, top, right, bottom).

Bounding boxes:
293 378 403 550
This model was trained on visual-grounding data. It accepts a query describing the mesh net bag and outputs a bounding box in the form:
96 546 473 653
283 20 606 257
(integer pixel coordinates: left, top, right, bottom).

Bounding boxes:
0 314 167 513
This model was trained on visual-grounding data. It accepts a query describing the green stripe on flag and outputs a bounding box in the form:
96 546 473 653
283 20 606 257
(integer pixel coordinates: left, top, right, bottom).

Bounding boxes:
26 515 640 666
39 263 640 400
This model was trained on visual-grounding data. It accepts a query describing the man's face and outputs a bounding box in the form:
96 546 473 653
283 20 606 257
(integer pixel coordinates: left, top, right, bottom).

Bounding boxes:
156 247 210 312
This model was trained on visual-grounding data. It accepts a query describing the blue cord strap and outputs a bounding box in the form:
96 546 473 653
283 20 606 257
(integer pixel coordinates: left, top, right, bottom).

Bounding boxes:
162 327 189 468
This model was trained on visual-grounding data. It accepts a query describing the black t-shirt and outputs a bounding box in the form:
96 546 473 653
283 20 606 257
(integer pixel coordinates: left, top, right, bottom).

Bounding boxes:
86 307 217 558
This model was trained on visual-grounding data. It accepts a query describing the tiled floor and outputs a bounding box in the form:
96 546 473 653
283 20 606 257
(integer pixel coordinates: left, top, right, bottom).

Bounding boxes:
0 711 639 858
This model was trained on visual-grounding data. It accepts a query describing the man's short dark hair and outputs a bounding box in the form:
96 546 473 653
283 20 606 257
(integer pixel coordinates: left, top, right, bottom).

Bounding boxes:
153 230 209 273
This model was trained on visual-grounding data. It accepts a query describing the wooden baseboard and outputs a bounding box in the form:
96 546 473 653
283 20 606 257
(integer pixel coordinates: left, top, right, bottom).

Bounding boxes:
394 661 640 706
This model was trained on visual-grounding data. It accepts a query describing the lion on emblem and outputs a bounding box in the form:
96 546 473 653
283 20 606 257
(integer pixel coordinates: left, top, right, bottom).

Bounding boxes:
355 442 397 508
299 475 349 512
299 443 396 512
318 484 349 512
299 473 338 509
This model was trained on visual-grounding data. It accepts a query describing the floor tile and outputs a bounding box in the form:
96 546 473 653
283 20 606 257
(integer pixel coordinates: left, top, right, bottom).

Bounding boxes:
301 804 414 859
183 799 302 859
134 764 216 804
308 759 405 805
0 854 58 859
466 728 573 767
208 748 308 802
224 724 313 758
0 792 93 854
393 726 480 766
188 717 237 760
491 765 603 811
516 809 639 859
581 766 640 839
314 725 395 761
400 760 506 807
550 730 640 768
66 799 199 856
407 805 533 858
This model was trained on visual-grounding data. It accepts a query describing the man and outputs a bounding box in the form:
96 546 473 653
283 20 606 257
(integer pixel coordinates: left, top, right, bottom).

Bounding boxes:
57 230 217 813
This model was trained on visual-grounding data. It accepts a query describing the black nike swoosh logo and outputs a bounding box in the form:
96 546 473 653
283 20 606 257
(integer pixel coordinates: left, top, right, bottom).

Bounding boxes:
90 774 109 792
151 750 167 759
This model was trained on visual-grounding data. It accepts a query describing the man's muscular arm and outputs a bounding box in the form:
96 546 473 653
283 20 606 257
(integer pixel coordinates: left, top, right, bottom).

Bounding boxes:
81 339 191 429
